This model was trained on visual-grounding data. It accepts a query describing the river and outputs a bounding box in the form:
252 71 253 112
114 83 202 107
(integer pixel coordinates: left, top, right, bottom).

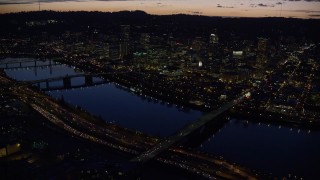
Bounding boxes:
2 58 320 179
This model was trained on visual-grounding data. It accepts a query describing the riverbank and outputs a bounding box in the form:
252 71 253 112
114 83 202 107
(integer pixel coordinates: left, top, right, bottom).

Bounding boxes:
2 53 318 131
230 107 320 130
58 57 320 131
1 66 262 179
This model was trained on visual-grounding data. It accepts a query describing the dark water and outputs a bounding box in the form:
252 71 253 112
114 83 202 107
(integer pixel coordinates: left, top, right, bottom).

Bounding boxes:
48 84 201 137
200 119 320 179
1 58 202 137
3 58 320 179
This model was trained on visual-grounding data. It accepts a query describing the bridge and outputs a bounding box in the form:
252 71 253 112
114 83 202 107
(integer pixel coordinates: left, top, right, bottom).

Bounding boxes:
131 95 247 163
0 59 57 68
22 74 98 84
0 59 60 75
21 73 108 90
0 58 38 66
2 63 61 70
38 80 108 91
18 73 125 91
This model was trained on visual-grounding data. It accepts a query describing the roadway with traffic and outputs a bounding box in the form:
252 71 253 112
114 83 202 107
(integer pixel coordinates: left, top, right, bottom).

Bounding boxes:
0 71 258 180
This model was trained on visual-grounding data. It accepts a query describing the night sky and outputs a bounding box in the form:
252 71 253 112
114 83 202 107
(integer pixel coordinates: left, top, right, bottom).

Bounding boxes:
0 0 320 19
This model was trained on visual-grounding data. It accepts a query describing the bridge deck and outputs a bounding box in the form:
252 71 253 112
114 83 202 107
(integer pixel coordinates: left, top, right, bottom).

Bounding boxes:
17 73 111 84
0 59 37 65
2 63 60 70
41 81 107 91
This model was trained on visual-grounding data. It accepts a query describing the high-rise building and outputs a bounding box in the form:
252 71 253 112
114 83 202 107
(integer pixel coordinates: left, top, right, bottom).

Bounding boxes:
192 37 203 52
120 25 130 41
109 45 120 60
98 43 109 60
209 33 219 60
140 33 150 50
120 43 128 59
120 25 130 59
256 38 269 70
257 37 268 53
210 33 219 45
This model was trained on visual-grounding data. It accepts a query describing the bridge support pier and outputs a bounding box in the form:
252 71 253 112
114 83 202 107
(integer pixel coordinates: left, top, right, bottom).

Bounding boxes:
49 60 52 75
46 80 49 89
85 75 93 85
34 66 37 76
63 77 71 88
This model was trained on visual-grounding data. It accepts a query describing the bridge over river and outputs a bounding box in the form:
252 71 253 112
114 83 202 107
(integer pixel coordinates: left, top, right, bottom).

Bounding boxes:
131 94 248 163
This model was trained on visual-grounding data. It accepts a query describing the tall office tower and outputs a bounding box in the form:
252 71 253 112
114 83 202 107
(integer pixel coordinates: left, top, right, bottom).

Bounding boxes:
104 43 110 59
209 33 219 60
210 33 219 45
98 43 110 60
140 33 150 50
257 37 268 53
120 25 130 59
120 25 130 41
109 45 120 60
256 37 269 69
192 37 203 52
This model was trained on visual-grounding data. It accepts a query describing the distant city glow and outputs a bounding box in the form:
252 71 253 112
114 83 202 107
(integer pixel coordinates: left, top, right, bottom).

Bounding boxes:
0 0 320 19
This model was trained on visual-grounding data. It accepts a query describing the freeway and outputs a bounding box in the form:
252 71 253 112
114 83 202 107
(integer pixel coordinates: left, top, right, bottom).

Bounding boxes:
1 72 259 179
131 95 245 163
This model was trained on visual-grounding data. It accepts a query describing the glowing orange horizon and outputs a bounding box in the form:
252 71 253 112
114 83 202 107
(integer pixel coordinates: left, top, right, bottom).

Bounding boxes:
0 1 319 19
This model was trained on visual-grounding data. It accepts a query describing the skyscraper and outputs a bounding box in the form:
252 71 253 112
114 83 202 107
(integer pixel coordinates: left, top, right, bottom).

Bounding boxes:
209 33 219 60
257 37 268 53
210 33 219 45
140 33 150 50
256 38 269 72
120 25 130 41
120 25 130 59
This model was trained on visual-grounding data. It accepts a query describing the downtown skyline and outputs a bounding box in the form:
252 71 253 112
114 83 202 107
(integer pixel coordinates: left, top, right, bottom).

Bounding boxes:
0 0 320 19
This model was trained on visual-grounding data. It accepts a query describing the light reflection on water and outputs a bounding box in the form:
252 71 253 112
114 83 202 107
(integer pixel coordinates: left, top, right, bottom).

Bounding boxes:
3 58 320 179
